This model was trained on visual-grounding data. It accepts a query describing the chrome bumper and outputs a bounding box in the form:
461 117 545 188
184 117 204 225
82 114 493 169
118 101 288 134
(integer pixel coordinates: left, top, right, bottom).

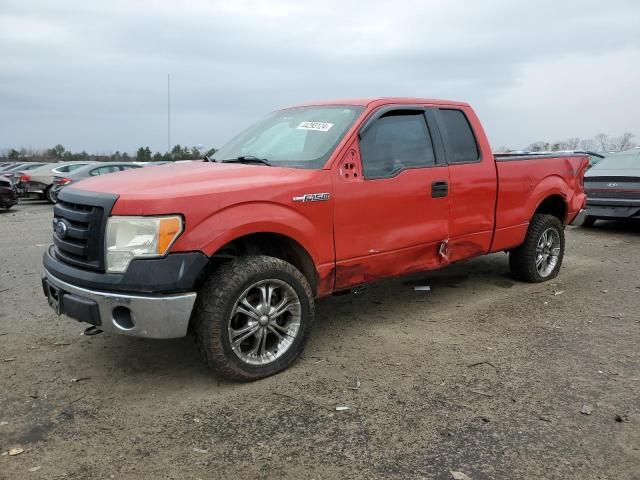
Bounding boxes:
42 268 197 339
570 208 587 226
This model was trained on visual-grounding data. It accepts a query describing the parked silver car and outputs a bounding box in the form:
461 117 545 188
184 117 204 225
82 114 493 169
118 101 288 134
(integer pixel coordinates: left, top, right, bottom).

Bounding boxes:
583 148 640 226
50 162 143 202
19 161 93 203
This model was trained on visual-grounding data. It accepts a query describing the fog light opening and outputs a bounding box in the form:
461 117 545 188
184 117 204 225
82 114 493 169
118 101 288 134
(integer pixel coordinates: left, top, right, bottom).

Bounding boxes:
112 306 135 330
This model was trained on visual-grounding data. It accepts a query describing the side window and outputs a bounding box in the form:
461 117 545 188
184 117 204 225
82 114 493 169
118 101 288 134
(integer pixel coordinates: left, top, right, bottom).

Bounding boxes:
438 109 479 163
119 165 138 170
359 111 436 179
92 166 119 176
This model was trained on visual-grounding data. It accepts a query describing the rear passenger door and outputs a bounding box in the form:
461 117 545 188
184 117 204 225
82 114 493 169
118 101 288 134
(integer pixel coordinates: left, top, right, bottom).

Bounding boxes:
333 107 451 289
433 107 497 262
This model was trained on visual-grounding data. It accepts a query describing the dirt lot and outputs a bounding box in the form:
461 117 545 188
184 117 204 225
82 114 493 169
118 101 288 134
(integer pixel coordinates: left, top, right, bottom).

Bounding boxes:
0 200 638 480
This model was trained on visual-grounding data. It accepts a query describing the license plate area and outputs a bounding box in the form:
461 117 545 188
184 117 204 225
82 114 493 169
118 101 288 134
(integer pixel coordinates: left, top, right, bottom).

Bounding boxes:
43 279 62 315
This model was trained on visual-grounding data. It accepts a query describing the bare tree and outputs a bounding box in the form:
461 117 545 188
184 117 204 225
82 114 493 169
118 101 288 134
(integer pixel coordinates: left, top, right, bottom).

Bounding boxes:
617 132 635 151
528 141 550 152
565 137 581 150
579 139 597 151
594 133 609 152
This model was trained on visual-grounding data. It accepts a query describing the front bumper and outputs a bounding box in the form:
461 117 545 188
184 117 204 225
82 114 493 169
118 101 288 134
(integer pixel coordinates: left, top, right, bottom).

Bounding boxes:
585 198 640 219
42 268 197 339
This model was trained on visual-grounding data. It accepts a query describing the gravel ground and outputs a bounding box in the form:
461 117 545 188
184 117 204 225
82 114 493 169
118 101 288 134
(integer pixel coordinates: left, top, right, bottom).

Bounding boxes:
1 199 639 480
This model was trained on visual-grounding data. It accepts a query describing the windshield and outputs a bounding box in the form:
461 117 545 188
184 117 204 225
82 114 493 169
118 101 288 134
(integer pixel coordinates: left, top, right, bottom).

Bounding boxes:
213 105 364 169
592 149 640 170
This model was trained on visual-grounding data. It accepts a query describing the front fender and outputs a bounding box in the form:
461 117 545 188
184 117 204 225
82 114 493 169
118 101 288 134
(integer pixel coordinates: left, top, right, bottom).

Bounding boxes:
172 201 333 266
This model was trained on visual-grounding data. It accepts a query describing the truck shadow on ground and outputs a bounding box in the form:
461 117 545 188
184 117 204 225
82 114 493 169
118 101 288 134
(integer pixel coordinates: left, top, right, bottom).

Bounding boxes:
82 253 514 386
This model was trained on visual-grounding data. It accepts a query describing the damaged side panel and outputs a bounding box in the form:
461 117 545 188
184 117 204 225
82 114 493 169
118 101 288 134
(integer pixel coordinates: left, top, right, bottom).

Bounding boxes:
334 241 448 290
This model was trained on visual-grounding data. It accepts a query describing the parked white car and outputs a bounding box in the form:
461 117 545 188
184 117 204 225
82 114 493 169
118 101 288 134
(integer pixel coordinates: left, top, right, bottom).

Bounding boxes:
19 161 94 203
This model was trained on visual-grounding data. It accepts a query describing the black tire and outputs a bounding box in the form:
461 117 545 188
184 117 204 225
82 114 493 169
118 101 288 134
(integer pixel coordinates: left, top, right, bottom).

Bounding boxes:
581 215 597 227
509 214 565 283
193 255 314 381
44 186 56 204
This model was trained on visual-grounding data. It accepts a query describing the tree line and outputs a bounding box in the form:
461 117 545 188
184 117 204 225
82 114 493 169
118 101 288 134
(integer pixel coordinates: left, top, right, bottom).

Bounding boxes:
498 132 636 153
2 144 217 162
4 131 637 162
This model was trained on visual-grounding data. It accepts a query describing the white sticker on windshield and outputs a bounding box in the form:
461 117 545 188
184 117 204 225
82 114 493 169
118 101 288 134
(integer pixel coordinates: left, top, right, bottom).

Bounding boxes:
296 121 334 132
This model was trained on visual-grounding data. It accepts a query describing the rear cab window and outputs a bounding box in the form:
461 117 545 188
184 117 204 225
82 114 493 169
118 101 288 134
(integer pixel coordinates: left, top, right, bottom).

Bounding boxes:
437 109 480 164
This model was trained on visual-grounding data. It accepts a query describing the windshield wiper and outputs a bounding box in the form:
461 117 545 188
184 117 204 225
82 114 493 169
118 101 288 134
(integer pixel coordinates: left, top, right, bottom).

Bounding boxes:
221 156 271 166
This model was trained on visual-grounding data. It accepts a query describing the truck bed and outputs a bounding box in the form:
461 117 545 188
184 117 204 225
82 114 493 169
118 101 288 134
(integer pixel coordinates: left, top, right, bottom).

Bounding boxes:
490 153 588 252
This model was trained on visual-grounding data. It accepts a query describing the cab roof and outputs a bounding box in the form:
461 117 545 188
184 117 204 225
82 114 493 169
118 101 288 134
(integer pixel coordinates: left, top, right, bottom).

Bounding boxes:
286 97 470 109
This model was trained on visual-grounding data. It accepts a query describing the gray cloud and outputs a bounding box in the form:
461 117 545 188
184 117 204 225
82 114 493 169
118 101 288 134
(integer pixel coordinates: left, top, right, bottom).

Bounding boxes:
1 0 639 153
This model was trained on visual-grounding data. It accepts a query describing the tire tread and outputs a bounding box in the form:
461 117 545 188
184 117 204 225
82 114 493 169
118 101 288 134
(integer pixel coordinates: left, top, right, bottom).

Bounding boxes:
509 214 565 283
193 255 314 381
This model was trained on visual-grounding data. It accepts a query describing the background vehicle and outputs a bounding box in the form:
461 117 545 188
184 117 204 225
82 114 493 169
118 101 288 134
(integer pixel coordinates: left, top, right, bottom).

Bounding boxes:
582 147 640 226
0 175 18 209
18 161 93 203
2 162 50 186
41 98 588 381
0 162 25 173
50 162 143 202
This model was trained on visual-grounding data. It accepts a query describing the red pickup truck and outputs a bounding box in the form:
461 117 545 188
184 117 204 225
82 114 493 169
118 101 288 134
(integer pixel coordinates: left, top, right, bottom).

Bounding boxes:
42 98 588 380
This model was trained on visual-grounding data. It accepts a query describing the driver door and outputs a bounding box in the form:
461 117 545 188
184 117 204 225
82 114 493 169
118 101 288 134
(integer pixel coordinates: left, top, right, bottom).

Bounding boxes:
332 107 450 289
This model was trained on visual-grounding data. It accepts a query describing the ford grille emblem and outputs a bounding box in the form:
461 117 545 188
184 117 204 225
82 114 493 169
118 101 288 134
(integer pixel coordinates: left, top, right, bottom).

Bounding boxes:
55 219 68 239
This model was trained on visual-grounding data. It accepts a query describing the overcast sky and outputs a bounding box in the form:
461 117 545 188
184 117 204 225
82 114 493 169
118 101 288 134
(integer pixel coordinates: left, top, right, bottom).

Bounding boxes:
1 0 639 153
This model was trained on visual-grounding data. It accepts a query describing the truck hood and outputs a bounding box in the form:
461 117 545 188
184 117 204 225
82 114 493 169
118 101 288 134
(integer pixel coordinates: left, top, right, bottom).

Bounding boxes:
72 161 302 199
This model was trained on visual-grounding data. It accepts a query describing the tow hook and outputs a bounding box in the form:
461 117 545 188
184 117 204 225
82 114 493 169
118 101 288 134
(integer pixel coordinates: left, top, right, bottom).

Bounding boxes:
83 326 103 336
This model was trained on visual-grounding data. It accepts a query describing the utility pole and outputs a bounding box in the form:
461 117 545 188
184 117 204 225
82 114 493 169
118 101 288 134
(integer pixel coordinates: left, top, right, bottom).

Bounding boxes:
167 73 171 154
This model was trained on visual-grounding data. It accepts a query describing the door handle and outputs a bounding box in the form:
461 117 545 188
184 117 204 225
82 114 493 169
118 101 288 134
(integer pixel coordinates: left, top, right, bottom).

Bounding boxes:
431 180 448 198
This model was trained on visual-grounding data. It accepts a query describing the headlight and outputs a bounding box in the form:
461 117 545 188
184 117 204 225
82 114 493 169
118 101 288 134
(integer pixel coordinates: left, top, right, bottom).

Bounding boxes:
105 216 183 273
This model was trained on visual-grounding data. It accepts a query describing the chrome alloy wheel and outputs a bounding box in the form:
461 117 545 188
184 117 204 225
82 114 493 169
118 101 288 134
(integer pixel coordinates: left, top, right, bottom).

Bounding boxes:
228 279 301 366
536 227 561 278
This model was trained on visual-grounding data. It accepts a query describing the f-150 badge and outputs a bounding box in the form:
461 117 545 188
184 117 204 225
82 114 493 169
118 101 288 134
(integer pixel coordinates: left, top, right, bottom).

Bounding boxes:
292 193 331 203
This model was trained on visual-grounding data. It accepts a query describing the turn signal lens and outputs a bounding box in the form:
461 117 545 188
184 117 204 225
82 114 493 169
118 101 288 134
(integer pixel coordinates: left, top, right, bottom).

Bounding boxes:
157 217 183 255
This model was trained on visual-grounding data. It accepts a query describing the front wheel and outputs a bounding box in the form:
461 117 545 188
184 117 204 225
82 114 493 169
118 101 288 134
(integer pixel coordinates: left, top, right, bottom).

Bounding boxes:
193 255 314 381
509 214 565 282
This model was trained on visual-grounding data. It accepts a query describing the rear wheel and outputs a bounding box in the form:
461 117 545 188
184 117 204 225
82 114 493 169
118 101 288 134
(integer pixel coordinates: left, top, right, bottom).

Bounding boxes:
509 214 565 282
581 215 597 227
193 255 314 381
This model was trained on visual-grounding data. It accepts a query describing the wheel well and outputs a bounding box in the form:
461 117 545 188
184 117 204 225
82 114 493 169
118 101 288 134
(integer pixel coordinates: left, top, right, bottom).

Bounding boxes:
209 233 318 295
534 195 567 223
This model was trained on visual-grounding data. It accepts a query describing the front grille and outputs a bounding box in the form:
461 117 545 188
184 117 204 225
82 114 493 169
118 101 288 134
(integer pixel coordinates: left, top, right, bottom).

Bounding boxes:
587 190 640 200
52 189 118 271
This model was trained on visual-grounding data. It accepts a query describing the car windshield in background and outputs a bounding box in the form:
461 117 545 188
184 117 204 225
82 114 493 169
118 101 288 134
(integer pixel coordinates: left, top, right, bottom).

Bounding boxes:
213 105 364 169
592 149 640 170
